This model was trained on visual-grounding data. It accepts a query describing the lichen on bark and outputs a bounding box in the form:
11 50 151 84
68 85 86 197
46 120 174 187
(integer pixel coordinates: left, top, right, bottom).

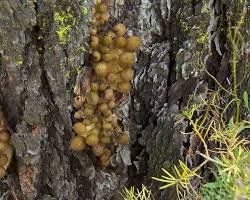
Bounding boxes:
0 0 249 200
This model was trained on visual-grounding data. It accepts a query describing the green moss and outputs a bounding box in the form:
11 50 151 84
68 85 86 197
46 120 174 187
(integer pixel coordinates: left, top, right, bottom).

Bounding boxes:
81 6 88 16
179 19 190 33
15 55 24 66
197 32 208 45
75 46 87 55
53 7 76 45
65 71 71 79
64 66 81 80
76 66 81 74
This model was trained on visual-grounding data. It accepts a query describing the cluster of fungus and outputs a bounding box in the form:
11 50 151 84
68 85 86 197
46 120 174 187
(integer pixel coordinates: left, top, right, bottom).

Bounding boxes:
0 108 13 178
70 0 140 167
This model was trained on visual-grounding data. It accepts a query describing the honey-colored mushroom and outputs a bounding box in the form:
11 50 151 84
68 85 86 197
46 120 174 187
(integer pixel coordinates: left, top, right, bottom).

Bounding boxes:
117 134 129 144
126 36 141 51
92 51 102 62
104 88 114 100
113 23 126 36
119 52 135 67
70 136 86 151
69 1 140 167
120 69 134 82
94 62 108 77
0 132 10 143
101 136 111 144
73 122 88 137
97 3 108 13
86 92 100 105
90 36 99 49
86 133 99 146
114 37 126 48
118 82 132 93
91 83 100 92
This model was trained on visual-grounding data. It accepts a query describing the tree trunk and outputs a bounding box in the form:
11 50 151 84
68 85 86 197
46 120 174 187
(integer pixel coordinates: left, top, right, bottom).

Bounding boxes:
0 0 249 200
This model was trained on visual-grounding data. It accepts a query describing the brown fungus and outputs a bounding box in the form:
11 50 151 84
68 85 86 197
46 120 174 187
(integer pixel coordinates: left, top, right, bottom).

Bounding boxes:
70 1 141 167
119 52 135 67
126 36 141 51
113 23 127 36
70 136 86 151
94 62 108 77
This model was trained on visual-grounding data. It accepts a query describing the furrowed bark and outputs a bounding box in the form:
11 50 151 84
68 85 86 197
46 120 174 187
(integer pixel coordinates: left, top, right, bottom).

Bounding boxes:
0 0 249 199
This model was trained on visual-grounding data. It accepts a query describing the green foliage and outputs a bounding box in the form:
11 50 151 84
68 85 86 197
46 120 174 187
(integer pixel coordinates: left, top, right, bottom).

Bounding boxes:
121 185 153 200
152 161 199 199
153 90 250 199
151 1 250 200
200 148 250 200
200 175 233 200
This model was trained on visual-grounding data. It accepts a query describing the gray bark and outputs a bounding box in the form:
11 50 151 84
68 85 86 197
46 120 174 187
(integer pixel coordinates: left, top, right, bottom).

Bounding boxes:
0 0 249 200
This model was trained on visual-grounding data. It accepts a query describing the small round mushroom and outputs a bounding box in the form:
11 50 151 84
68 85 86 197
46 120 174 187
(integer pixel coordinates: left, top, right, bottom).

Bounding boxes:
117 134 129 144
91 83 100 92
86 92 100 105
73 122 88 137
98 103 109 113
94 62 108 77
86 133 99 146
92 51 102 62
114 37 126 48
70 136 86 151
107 73 118 83
103 121 112 130
119 52 135 67
120 69 134 82
107 100 116 109
113 23 126 36
101 136 111 144
118 82 132 94
102 35 113 46
90 36 99 49
126 36 141 51
104 88 114 100
97 3 108 13
102 53 113 62
90 27 97 35
0 132 10 143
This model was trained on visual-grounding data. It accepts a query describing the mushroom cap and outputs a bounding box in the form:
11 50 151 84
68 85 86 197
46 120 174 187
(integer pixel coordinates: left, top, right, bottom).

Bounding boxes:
113 23 126 36
94 62 108 77
86 133 99 146
70 136 86 151
119 52 135 67
126 36 141 51
120 69 134 82
0 132 10 143
73 122 88 137
117 134 129 144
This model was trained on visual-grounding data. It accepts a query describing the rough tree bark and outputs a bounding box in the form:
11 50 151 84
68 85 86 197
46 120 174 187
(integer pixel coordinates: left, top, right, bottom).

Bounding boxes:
0 0 249 200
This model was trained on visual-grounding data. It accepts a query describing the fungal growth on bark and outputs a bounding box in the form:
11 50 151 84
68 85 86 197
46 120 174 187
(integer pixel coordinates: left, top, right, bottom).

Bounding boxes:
0 106 13 178
70 0 140 166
